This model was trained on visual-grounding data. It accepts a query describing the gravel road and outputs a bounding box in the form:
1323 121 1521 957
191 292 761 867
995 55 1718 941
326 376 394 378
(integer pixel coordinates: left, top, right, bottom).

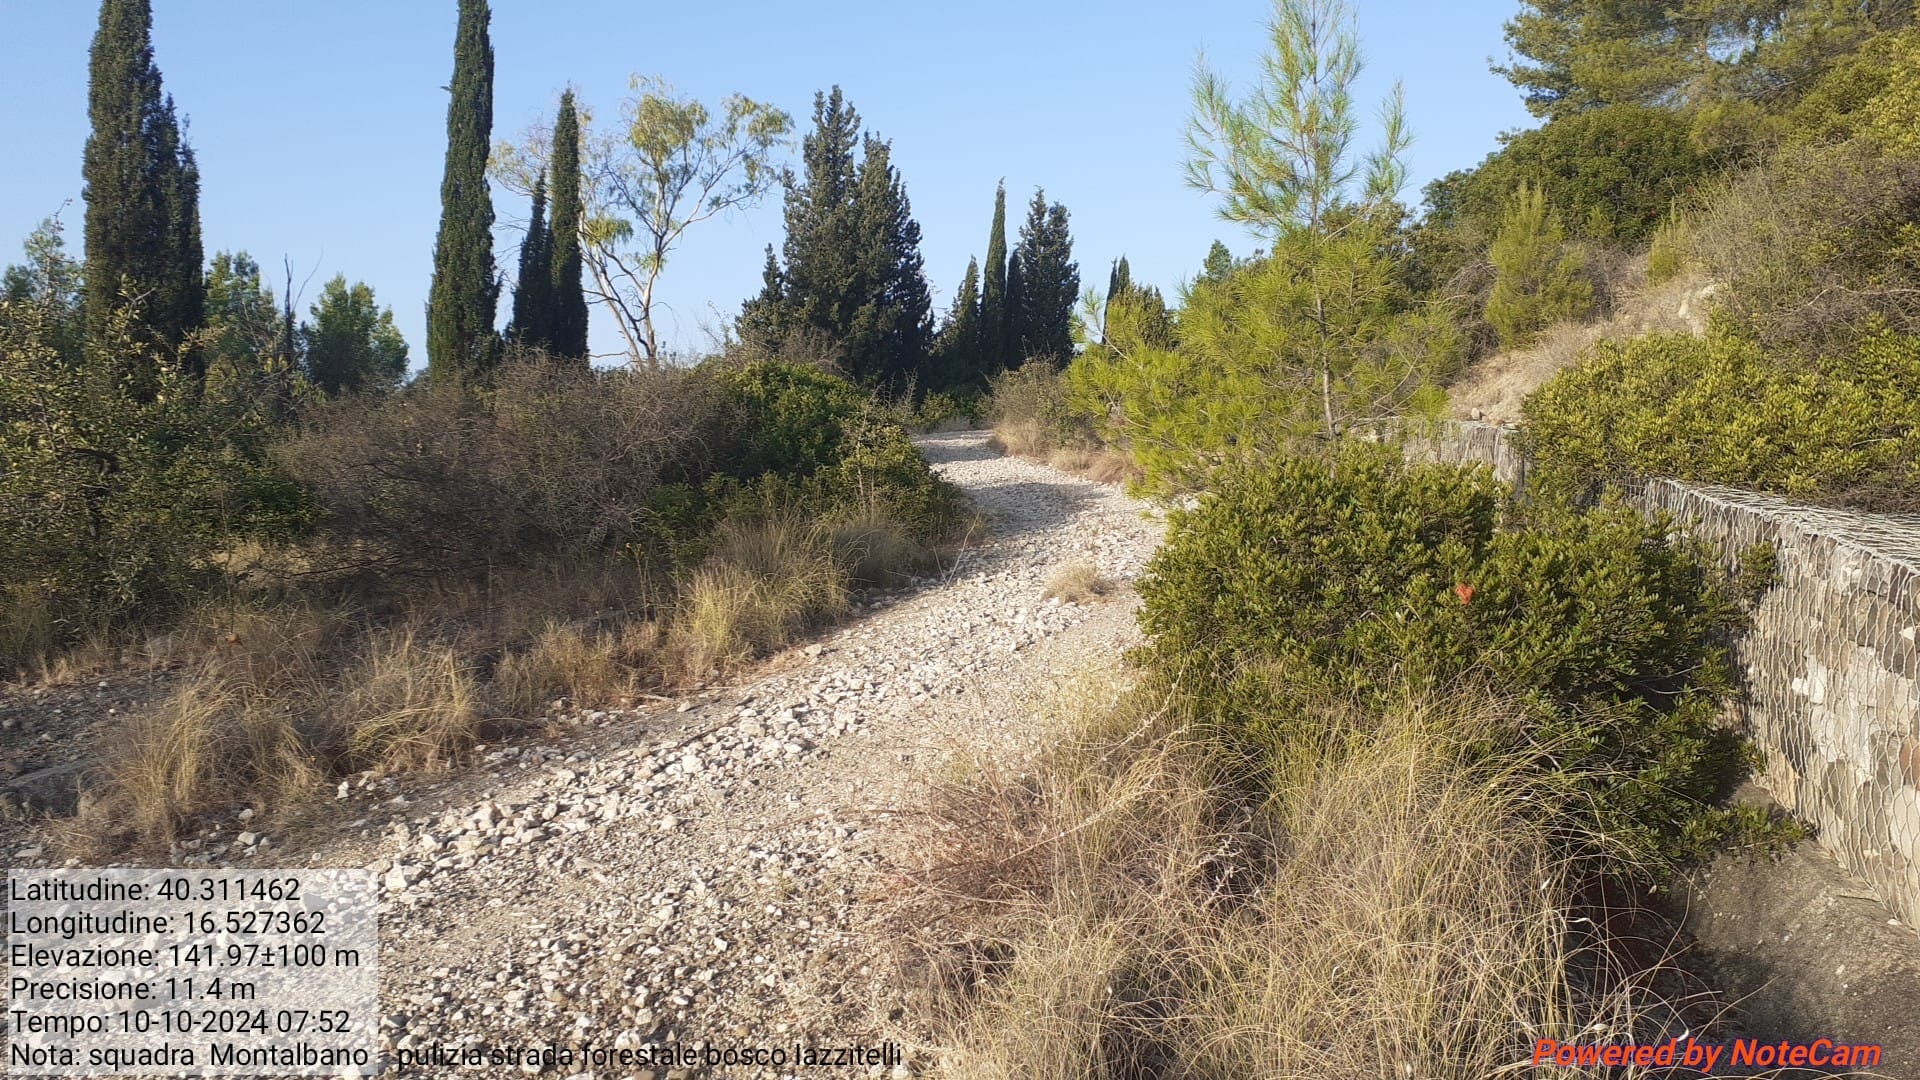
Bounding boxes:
349 429 1165 1077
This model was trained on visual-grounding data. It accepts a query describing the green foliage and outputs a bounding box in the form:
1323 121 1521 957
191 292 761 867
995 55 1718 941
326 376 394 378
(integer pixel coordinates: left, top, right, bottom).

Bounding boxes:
1520 327 1920 506
1071 235 1459 493
1134 445 1759 874
978 183 1012 375
1013 189 1079 364
303 276 409 397
1447 106 1712 243
932 257 982 390
546 91 590 362
709 361 961 537
426 0 500 381
1485 183 1594 348
1644 216 1691 284
1497 0 1908 121
83 0 204 384
739 89 931 388
507 175 554 351
0 291 306 662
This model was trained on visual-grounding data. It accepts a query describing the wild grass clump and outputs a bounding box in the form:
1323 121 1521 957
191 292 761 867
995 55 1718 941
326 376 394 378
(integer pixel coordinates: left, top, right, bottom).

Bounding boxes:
671 515 852 680
1041 562 1111 604
903 688 1686 1079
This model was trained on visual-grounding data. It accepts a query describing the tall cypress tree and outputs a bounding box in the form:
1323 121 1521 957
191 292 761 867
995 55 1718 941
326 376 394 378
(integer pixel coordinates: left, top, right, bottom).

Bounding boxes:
82 0 204 385
978 182 1010 375
934 256 981 388
1108 256 1132 303
1004 251 1026 367
846 135 932 386
742 88 932 387
546 90 589 362
426 0 499 381
507 175 552 350
1016 189 1078 364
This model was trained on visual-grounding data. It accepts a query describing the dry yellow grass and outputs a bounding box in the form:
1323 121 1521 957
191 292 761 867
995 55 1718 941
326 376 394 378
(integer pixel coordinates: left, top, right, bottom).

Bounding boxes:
496 619 665 716
898 687 1691 1080
671 515 852 681
1448 271 1712 425
1041 562 1113 604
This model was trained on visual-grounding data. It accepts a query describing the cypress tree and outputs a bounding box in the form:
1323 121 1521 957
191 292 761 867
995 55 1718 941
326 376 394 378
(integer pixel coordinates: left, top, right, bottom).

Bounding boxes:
547 90 589 362
1004 251 1026 367
934 257 981 388
1108 256 1132 303
508 175 552 350
426 0 500 381
978 182 1010 374
82 0 204 385
1016 190 1078 363
846 135 932 387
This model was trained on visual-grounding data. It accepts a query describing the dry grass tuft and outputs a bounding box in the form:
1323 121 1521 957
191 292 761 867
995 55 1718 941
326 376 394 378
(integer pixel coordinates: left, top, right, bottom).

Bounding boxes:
1448 271 1710 425
895 687 1697 1079
1041 562 1113 604
671 516 852 681
496 619 665 716
339 628 493 774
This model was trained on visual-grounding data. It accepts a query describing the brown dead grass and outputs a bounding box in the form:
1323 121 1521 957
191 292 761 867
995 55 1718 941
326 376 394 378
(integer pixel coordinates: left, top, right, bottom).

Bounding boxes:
893 685 1704 1079
1448 271 1712 426
1041 562 1113 604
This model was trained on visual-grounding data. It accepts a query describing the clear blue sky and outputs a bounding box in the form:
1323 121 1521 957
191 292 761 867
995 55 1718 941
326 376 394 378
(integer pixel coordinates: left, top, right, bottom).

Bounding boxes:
0 1 1535 366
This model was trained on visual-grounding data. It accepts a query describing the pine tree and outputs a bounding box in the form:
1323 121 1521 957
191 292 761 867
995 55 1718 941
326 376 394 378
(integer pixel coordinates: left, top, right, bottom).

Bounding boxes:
426 0 500 381
1015 190 1078 363
1200 240 1235 286
508 175 552 350
933 257 981 388
978 182 1010 373
547 90 589 362
82 0 204 387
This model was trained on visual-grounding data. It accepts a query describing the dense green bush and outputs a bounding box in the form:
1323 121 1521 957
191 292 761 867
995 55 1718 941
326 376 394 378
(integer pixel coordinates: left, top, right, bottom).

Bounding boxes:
1521 328 1920 507
1437 105 1714 244
0 294 307 663
709 360 963 538
1135 446 1763 873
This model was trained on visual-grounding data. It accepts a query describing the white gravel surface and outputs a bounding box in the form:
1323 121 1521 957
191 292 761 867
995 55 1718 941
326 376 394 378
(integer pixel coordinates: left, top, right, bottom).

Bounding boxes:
272 429 1163 1078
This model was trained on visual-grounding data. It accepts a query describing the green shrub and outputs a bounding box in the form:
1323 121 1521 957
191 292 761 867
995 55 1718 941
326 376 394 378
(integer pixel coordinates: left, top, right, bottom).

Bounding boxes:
711 360 867 479
0 294 307 666
1520 328 1920 507
1135 445 1761 874
1447 105 1715 244
1485 183 1596 348
1644 215 1691 284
